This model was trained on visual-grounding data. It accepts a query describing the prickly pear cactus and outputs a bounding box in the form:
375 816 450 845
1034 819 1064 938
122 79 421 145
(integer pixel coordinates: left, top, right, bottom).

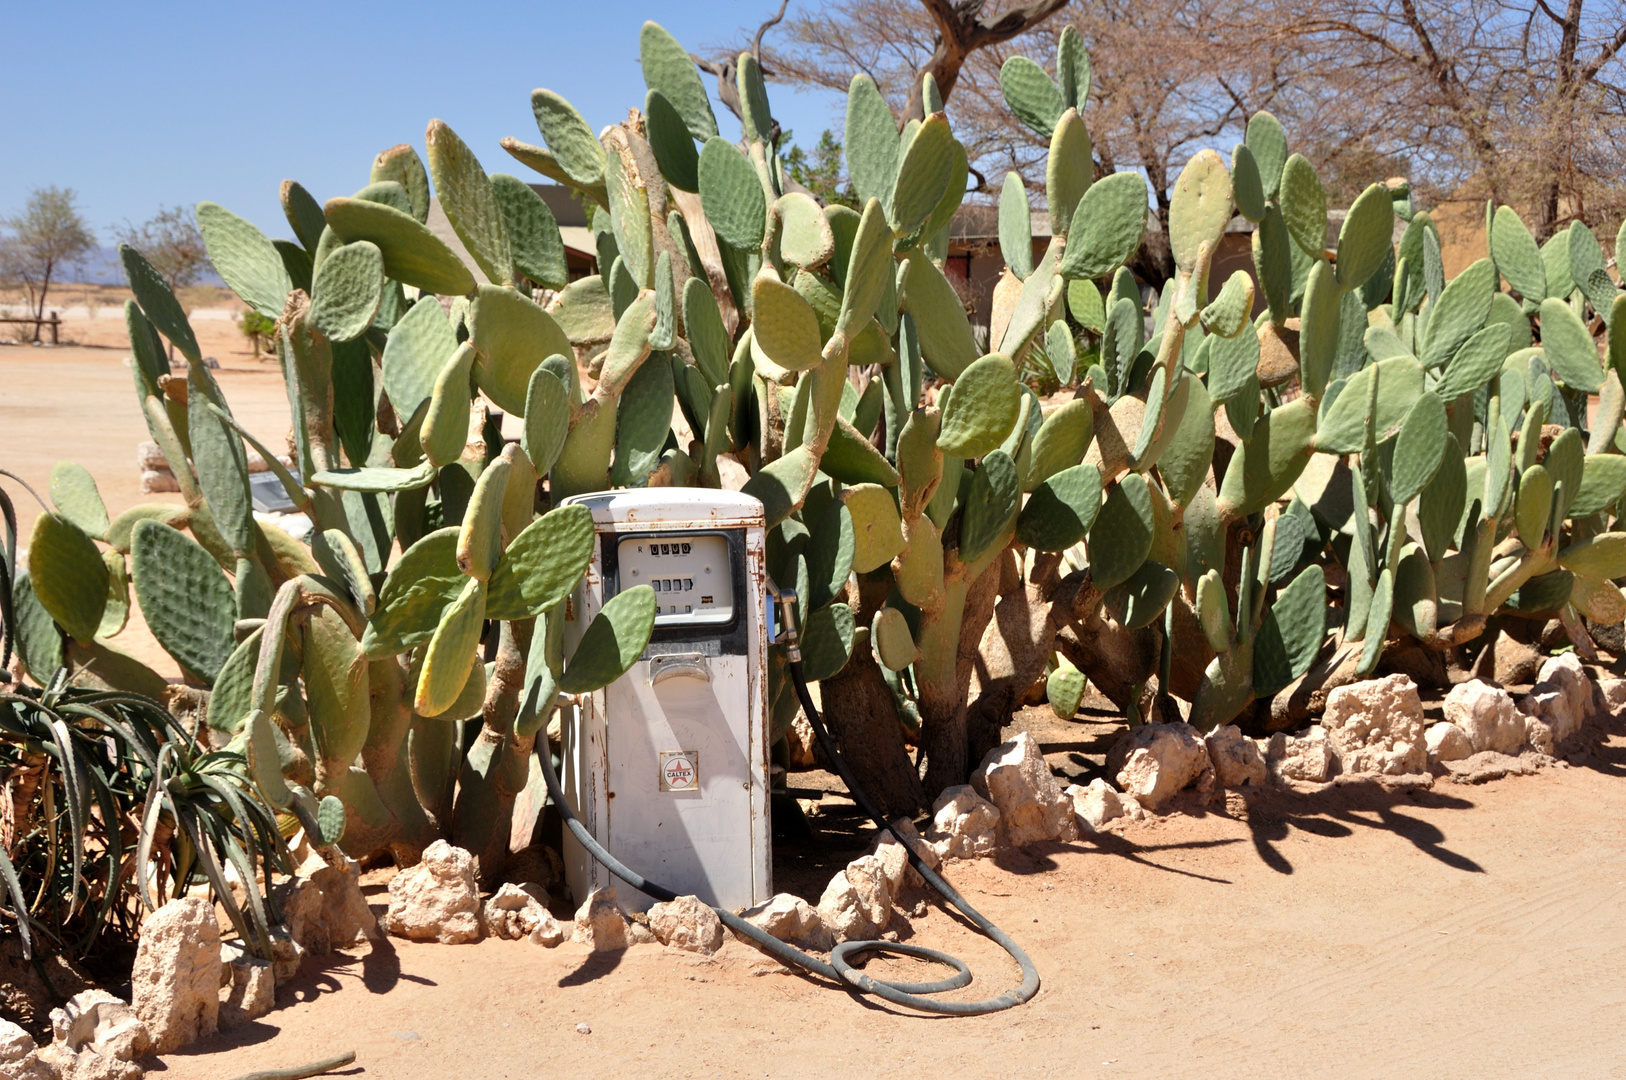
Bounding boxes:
17 20 1626 841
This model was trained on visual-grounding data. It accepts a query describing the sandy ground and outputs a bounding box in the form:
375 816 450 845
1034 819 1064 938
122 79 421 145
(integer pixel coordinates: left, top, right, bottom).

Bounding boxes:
145 749 1626 1080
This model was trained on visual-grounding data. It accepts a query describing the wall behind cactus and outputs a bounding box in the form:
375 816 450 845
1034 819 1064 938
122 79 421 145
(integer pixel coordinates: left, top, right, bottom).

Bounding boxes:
0 1 846 241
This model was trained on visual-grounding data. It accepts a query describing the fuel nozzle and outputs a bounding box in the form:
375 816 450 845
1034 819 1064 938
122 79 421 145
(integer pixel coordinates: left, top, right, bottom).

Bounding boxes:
764 576 801 662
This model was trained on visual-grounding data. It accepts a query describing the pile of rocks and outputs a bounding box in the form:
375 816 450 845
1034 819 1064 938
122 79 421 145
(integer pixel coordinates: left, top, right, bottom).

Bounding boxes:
2 843 382 1080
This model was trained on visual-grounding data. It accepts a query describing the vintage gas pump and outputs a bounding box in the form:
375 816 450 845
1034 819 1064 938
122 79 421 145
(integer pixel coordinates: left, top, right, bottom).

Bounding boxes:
556 489 769 912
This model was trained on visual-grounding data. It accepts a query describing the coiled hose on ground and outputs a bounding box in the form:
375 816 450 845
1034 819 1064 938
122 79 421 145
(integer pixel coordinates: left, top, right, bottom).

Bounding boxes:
531 586 1039 1015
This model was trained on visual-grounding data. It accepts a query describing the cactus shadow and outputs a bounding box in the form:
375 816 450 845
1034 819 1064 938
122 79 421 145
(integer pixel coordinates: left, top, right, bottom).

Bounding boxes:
1066 833 1243 884
1229 783 1483 876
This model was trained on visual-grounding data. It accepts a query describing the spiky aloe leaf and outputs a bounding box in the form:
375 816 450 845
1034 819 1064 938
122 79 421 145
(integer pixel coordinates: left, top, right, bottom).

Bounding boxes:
130 520 234 679
197 202 291 317
560 585 657 693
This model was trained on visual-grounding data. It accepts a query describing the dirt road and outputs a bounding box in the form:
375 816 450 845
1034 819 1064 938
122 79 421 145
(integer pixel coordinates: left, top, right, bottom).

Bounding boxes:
153 751 1626 1080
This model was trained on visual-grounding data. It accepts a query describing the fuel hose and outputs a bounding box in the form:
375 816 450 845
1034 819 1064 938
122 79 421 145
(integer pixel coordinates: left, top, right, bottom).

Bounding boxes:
530 586 1039 1015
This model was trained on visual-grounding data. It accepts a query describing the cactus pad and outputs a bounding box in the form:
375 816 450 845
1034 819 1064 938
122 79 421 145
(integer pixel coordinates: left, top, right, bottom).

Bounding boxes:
324 196 475 296
561 585 657 693
130 519 235 679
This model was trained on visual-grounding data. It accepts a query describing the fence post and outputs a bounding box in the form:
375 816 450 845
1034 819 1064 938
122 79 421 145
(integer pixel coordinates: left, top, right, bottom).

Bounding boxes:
49 313 59 345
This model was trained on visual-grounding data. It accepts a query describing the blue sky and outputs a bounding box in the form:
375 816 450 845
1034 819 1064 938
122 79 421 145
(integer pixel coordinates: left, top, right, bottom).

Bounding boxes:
0 1 845 243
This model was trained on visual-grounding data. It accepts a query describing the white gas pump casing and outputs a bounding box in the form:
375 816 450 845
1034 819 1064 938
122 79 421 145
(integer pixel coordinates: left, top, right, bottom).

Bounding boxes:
558 489 770 913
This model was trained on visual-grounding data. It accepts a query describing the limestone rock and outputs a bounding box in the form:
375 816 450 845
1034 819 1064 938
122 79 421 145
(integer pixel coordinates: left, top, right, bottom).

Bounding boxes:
531 912 567 948
1109 723 1213 809
1117 793 1150 821
267 927 304 982
971 731 1078 844
627 920 657 945
1264 727 1332 783
1519 653 1599 754
280 848 377 955
925 785 1001 860
738 893 831 953
786 713 818 769
1204 725 1268 788
1321 674 1428 775
131 897 219 1054
816 854 893 943
1599 677 1626 711
869 818 940 895
482 883 554 942
218 955 274 1029
0 1017 52 1080
1425 721 1474 763
43 990 150 1080
384 840 482 944
1442 680 1526 755
1066 779 1124 832
571 887 630 951
648 895 725 955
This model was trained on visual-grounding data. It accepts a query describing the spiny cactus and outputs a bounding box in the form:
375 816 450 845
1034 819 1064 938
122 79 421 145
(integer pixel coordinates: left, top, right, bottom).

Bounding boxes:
18 20 1626 840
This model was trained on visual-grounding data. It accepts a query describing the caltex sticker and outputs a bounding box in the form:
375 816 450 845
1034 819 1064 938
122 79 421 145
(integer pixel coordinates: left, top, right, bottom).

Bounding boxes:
659 751 699 792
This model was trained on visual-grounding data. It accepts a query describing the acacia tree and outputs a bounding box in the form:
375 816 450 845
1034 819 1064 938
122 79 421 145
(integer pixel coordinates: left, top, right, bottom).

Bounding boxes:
1264 0 1626 240
114 206 212 294
0 186 96 341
